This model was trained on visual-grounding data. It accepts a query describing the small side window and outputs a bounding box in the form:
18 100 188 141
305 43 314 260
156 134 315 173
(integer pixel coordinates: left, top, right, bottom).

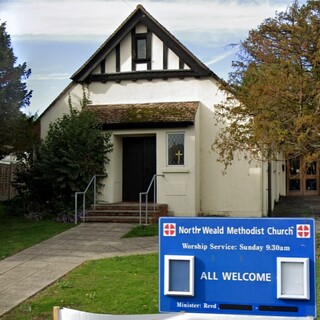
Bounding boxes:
168 133 185 166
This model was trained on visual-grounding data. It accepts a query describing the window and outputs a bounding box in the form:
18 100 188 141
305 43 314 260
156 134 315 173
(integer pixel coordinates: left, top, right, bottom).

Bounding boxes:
136 38 147 59
132 31 151 71
132 32 151 62
168 133 185 166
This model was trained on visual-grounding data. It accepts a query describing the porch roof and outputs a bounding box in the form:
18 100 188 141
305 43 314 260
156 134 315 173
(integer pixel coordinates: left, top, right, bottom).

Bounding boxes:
86 101 199 129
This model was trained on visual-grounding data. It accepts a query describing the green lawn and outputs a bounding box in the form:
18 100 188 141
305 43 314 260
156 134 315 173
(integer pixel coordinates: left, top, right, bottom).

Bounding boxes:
1 208 319 319
2 253 319 320
122 223 158 238
1 254 159 320
0 204 74 260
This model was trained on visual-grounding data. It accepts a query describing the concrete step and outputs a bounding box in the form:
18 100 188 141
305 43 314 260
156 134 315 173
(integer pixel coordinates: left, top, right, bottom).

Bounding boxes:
82 202 168 223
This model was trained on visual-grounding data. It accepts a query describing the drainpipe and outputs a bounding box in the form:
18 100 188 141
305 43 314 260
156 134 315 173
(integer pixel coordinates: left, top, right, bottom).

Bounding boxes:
267 161 272 217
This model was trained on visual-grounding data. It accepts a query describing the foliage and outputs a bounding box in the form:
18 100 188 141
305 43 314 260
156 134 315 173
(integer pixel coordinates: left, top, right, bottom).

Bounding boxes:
1 254 159 319
14 113 40 156
212 1 320 169
14 98 113 213
0 21 33 159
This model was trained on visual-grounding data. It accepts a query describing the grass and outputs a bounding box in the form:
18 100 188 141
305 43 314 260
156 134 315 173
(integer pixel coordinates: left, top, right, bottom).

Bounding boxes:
1 211 319 319
0 204 74 260
122 223 158 238
3 252 319 320
1 254 159 320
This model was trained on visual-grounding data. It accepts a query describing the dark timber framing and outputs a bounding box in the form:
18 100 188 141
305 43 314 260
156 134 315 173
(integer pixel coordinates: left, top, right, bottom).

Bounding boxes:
102 121 194 130
116 44 120 72
179 58 184 70
163 44 168 70
71 5 220 84
89 70 202 82
100 59 105 74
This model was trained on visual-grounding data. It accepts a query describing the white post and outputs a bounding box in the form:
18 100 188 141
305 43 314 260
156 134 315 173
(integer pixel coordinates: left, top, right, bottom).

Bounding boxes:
82 193 85 223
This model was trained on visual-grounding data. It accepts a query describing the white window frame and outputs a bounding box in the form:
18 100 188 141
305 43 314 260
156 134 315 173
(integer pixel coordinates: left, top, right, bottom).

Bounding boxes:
164 255 194 296
167 132 185 167
277 257 310 300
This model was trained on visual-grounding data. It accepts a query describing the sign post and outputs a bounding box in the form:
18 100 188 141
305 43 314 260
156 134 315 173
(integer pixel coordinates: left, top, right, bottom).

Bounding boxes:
159 218 316 319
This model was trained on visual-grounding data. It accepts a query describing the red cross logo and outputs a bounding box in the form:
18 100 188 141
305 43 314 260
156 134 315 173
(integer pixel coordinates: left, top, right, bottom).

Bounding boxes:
163 223 176 236
296 224 310 238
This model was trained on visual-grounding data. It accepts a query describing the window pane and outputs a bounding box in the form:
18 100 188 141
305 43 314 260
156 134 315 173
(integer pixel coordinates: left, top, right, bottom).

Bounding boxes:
136 38 146 59
289 158 300 175
168 133 184 165
306 162 316 175
289 179 300 191
306 179 317 191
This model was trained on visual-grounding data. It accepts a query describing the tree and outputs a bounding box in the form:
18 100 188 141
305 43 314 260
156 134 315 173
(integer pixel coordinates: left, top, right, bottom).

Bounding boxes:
14 100 113 212
0 21 32 159
212 1 320 169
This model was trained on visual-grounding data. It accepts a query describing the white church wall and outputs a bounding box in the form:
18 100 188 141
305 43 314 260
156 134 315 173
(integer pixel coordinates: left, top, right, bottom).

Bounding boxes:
90 77 263 217
120 33 131 72
152 34 163 70
198 83 264 217
158 129 197 216
106 50 116 73
40 77 265 217
40 83 82 138
167 49 180 70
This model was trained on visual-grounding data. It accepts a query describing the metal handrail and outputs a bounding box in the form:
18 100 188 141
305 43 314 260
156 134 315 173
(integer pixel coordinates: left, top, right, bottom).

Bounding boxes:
74 175 101 224
139 174 164 226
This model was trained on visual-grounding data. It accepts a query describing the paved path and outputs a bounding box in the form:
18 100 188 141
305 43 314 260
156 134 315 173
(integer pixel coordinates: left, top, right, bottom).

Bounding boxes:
272 195 320 231
1 197 319 317
272 195 320 217
0 223 159 317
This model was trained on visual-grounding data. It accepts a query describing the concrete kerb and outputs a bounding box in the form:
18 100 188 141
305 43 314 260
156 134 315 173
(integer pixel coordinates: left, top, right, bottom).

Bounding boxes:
0 223 159 317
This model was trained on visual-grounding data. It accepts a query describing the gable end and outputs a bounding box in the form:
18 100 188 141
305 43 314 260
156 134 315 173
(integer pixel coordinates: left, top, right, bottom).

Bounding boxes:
71 5 220 83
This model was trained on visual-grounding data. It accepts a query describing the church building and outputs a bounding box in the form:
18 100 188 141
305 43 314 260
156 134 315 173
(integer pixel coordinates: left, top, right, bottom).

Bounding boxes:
39 5 287 218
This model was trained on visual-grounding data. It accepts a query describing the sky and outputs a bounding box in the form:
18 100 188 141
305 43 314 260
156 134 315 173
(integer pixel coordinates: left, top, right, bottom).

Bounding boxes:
0 0 306 116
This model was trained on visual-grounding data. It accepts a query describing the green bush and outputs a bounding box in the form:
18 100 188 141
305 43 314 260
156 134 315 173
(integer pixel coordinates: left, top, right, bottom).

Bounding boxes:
14 96 113 216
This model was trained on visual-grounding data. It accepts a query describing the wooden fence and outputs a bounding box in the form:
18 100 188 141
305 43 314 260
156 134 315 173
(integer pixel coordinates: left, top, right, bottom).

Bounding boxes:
0 163 18 201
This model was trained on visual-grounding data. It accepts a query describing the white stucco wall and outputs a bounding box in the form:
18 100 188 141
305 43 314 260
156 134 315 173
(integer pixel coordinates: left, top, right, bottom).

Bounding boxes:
120 33 131 72
40 77 266 217
152 34 163 70
106 51 116 73
98 126 198 216
39 20 273 217
40 83 83 139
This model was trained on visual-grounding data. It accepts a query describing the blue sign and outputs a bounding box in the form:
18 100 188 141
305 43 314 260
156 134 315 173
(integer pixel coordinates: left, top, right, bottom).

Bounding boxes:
159 218 316 317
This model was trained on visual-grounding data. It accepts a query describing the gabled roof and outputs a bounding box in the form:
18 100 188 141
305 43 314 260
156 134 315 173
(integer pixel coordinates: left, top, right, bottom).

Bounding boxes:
71 4 220 82
85 101 199 129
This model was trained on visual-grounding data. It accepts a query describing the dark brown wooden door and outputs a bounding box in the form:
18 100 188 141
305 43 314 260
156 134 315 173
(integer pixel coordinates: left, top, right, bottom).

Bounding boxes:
287 157 319 195
123 136 156 201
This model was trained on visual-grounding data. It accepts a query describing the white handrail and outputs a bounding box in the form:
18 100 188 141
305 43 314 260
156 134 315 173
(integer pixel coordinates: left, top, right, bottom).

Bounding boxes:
74 175 100 224
139 174 164 225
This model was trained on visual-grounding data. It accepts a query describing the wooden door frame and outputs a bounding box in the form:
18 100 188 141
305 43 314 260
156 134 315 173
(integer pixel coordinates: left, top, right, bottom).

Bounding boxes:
286 156 320 196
